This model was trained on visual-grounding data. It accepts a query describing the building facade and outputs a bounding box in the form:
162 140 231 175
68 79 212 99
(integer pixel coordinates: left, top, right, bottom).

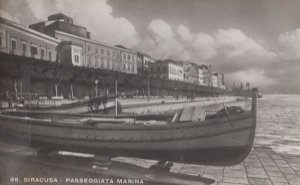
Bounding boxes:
29 13 91 39
197 67 204 85
0 17 58 62
215 73 225 89
30 13 137 74
150 60 184 81
199 65 213 86
212 73 218 87
137 52 155 75
0 13 226 90
183 63 198 84
136 52 155 75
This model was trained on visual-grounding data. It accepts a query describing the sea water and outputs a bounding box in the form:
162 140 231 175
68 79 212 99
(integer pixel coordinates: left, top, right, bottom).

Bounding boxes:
255 94 300 155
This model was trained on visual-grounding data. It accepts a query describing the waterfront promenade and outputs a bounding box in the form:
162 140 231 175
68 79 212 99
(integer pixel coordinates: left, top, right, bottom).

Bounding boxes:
0 141 299 185
114 147 300 185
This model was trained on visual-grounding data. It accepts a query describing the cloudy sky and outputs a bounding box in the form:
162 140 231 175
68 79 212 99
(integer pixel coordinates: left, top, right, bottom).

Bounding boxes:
0 0 299 93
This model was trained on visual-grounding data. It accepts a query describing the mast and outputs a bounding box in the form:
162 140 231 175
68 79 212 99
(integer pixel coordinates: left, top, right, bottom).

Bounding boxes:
115 80 118 116
147 69 150 102
14 80 18 99
251 88 258 117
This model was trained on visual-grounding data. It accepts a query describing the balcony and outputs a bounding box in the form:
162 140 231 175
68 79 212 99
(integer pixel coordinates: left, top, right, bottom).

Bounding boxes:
9 49 17 55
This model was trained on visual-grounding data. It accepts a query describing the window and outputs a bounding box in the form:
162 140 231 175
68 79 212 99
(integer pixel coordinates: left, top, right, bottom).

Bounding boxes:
107 50 110 56
107 61 110 69
31 46 38 57
74 55 80 63
0 36 2 47
94 58 98 67
95 48 98 54
22 43 27 56
41 48 45 59
101 48 104 54
87 46 91 52
101 59 104 68
11 39 16 53
88 57 91 67
48 50 52 61
128 55 130 60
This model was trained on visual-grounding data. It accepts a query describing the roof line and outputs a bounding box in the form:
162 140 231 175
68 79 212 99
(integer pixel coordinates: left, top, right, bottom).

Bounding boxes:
55 30 136 53
0 17 59 43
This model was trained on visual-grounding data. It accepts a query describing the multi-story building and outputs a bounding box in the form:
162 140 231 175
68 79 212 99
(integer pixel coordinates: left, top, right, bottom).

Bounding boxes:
115 45 137 74
214 72 225 89
199 65 212 86
0 17 59 62
29 13 91 39
29 13 137 74
183 62 198 84
136 52 155 75
197 67 204 85
212 73 218 87
150 60 184 81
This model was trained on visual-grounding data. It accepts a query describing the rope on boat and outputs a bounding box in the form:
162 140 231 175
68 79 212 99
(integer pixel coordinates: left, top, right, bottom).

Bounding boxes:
223 103 234 128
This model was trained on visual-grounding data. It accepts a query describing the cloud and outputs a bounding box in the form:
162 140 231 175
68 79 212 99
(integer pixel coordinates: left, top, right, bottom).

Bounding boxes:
21 0 276 62
55 0 139 47
214 29 276 59
137 22 276 63
0 10 20 23
24 0 48 20
177 25 193 42
191 32 216 60
148 19 174 40
22 0 139 48
138 19 186 60
278 29 300 59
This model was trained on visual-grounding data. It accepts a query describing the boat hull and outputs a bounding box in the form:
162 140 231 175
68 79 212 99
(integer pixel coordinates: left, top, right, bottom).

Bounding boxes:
0 110 255 166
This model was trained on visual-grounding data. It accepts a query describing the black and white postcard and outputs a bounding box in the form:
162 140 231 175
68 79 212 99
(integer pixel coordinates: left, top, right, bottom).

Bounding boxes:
0 0 299 185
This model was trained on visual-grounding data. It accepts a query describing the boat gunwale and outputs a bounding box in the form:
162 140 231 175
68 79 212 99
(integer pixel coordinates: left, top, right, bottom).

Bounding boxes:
0 111 254 131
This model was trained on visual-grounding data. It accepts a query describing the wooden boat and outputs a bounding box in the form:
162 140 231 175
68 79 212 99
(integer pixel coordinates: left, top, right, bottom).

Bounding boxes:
15 95 121 114
0 89 258 166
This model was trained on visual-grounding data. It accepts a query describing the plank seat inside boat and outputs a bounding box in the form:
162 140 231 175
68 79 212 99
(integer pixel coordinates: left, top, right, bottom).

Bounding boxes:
171 106 206 123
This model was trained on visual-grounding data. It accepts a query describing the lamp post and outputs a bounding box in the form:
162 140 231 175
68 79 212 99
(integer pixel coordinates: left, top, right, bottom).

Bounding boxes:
147 69 150 102
95 80 98 97
20 82 22 99
115 80 118 116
